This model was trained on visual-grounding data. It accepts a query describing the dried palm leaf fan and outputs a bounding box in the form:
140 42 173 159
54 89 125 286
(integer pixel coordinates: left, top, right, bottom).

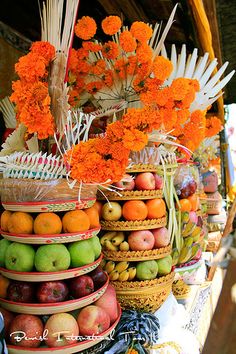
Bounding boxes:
39 0 79 139
0 96 16 129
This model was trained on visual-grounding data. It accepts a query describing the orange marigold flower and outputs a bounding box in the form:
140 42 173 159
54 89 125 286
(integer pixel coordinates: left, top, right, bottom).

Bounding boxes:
90 59 106 75
155 87 172 107
160 108 177 132
15 53 47 82
75 16 97 40
77 60 91 75
102 70 114 87
205 116 222 137
119 31 137 52
82 41 102 52
171 78 190 101
123 128 148 151
153 56 173 82
102 41 119 60
101 16 122 35
114 58 128 79
136 43 153 63
130 22 153 43
133 76 146 92
127 55 138 75
86 81 104 94
30 41 55 64
77 48 89 60
136 60 152 77
177 109 190 125
68 49 80 71
106 120 125 141
68 88 80 107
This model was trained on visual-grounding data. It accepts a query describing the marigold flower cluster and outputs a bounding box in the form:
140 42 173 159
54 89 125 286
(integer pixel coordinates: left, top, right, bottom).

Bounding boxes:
10 41 56 139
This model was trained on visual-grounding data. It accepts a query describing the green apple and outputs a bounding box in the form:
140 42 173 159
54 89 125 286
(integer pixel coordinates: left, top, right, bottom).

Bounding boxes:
0 239 11 267
5 242 35 272
156 255 172 275
136 260 158 280
102 202 122 221
35 244 71 272
87 236 101 259
68 240 95 267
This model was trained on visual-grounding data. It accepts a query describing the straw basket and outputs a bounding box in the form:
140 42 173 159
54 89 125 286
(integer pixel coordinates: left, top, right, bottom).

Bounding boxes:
101 216 167 231
97 189 163 201
103 244 171 261
111 272 174 313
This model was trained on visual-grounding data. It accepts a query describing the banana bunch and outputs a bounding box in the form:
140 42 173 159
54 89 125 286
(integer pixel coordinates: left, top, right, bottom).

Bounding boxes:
102 260 137 281
100 231 130 251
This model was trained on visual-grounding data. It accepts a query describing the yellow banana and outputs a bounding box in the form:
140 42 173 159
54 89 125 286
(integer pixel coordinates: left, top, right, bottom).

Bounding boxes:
100 232 117 246
118 270 130 282
104 240 118 251
128 267 136 281
119 241 130 251
105 260 116 273
112 232 125 246
115 261 129 273
109 270 120 281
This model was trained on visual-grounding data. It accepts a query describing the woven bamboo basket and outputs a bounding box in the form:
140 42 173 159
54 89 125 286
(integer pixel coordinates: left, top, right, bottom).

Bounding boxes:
0 227 100 245
103 244 171 261
101 216 167 231
0 274 108 315
111 272 174 313
97 189 163 201
126 163 158 173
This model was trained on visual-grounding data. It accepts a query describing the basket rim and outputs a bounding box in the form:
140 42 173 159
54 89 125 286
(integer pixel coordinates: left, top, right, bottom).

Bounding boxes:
97 189 163 201
101 216 167 231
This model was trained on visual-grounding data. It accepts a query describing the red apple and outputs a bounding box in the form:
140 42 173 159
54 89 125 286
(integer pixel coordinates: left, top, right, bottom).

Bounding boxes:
128 230 155 251
7 281 35 303
113 174 135 191
153 173 163 189
45 313 79 347
135 172 156 191
36 281 69 303
94 284 118 324
77 305 110 336
69 275 94 298
152 227 171 248
9 314 44 347
0 307 14 337
89 266 107 290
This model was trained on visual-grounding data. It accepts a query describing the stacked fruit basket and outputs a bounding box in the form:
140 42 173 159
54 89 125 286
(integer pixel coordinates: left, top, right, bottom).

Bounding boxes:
0 189 121 354
98 165 174 313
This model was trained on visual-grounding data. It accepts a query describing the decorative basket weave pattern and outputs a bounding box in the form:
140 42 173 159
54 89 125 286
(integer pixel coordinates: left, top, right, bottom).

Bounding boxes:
97 189 163 200
101 216 167 231
126 163 158 172
103 244 171 261
111 272 174 313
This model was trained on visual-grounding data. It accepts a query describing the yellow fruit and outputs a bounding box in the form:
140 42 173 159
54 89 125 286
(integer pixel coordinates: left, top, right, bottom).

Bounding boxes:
111 232 125 246
115 261 129 273
104 240 118 251
119 241 130 251
0 211 12 232
118 270 130 282
33 212 62 235
7 212 33 234
128 267 137 281
105 261 115 273
109 270 120 281
100 232 117 246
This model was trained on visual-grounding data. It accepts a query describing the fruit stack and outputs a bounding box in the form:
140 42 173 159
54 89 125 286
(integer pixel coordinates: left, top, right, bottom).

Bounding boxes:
0 201 121 353
98 168 174 313
173 167 207 272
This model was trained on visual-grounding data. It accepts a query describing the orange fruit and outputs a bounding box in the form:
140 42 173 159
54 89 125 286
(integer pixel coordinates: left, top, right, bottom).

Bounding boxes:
0 211 12 232
146 198 166 219
93 201 103 217
7 211 34 234
122 200 148 221
187 194 200 211
34 212 62 235
62 210 90 233
178 199 192 212
0 275 10 298
84 206 100 229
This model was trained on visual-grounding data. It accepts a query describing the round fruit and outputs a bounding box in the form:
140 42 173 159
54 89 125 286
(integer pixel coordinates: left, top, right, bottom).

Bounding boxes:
122 200 148 221
34 212 62 235
0 275 10 299
1 211 12 232
93 201 103 217
62 210 90 232
146 199 166 219
178 199 192 212
102 202 122 221
7 212 34 234
84 206 100 229
187 194 200 211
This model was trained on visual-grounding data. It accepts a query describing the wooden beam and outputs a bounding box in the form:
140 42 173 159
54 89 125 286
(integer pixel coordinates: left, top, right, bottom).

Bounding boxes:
97 0 149 22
